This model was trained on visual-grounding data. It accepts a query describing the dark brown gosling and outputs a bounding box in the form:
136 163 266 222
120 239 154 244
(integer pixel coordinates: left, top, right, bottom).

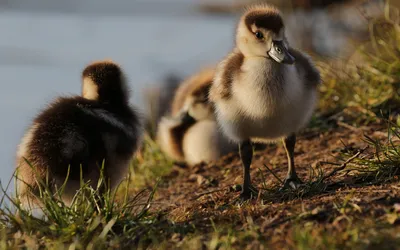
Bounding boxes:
15 60 142 217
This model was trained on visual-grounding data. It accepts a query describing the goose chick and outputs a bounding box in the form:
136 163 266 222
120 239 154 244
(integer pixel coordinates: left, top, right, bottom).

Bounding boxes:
209 4 321 199
157 67 235 165
15 60 142 216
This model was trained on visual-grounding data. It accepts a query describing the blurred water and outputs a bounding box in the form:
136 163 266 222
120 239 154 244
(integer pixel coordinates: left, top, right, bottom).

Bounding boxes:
0 1 237 194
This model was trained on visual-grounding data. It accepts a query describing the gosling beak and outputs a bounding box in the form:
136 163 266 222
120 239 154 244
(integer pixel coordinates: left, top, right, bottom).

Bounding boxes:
268 40 295 64
179 111 196 125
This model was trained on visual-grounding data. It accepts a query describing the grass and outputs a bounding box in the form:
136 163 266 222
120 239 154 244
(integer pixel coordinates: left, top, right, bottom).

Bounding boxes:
0 171 158 248
126 133 174 192
316 4 400 123
1 2 400 249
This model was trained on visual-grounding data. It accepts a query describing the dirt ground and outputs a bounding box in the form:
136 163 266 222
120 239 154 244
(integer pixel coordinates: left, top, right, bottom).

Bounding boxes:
147 121 400 248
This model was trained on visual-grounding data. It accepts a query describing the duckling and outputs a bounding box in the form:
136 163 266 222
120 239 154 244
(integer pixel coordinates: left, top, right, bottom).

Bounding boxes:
157 67 235 165
209 3 321 199
15 60 142 215
170 67 216 120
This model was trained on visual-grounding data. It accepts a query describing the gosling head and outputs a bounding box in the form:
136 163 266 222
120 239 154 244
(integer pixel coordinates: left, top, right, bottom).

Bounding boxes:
236 4 295 64
183 79 214 121
81 60 129 104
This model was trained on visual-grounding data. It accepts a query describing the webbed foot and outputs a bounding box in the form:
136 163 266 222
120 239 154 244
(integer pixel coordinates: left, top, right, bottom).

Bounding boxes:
239 184 259 201
279 176 303 191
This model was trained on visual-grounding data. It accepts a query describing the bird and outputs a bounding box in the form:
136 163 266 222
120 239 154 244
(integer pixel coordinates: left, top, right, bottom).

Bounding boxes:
15 60 143 216
209 3 321 200
156 67 235 166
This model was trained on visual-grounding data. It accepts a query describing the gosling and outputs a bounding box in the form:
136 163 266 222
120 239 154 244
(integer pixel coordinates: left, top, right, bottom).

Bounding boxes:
15 60 142 215
209 4 321 199
157 67 235 165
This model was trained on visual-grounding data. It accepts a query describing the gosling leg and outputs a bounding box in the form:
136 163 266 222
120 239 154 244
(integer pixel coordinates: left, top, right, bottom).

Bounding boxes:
239 140 257 200
281 134 303 190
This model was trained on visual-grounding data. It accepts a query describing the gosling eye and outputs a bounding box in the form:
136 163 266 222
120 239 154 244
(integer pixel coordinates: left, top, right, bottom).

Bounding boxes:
275 46 282 54
255 31 264 40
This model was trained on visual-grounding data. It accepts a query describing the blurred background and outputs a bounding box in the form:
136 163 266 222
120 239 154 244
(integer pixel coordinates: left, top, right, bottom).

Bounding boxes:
0 0 388 190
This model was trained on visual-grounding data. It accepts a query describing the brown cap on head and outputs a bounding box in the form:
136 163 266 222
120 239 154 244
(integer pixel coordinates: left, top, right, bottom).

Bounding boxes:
243 3 283 34
82 60 122 85
81 60 129 103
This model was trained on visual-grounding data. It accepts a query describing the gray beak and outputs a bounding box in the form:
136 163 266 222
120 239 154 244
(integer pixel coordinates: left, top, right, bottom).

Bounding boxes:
268 40 295 64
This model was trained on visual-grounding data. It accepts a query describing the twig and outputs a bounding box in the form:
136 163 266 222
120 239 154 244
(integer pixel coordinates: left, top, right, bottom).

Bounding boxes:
326 110 344 121
339 190 391 193
337 121 359 131
263 216 295 229
321 146 368 182
263 164 284 184
318 161 341 166
191 187 227 200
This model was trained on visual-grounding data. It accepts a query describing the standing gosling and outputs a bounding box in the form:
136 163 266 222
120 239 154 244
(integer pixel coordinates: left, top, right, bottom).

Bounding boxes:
15 60 142 215
157 68 235 165
209 4 321 199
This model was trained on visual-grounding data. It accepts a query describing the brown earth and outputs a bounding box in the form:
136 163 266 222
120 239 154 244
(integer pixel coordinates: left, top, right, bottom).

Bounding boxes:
146 121 400 248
